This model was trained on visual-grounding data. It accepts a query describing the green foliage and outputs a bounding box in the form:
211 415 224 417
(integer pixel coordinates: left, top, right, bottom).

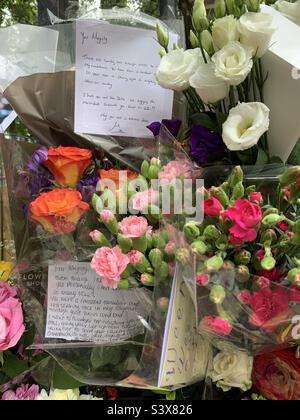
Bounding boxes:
0 0 38 26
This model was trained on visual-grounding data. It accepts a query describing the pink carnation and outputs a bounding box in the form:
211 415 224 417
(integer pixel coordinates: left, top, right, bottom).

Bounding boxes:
249 192 263 204
239 290 251 304
204 197 223 217
200 316 232 336
128 250 143 265
165 241 176 255
229 224 258 245
132 189 158 212
119 216 151 239
1 384 39 401
91 246 129 289
0 296 25 351
276 220 290 232
158 160 192 182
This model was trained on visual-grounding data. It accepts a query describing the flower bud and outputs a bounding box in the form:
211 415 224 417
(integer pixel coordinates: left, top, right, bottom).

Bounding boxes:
232 181 245 200
205 255 223 272
236 265 250 283
223 260 235 271
118 279 130 290
260 229 277 245
100 210 118 235
234 249 251 266
156 262 170 280
152 233 167 250
149 248 163 268
228 166 244 189
264 208 279 216
190 30 200 48
246 0 260 12
140 273 155 287
193 0 207 32
156 22 169 49
159 48 167 58
197 273 210 286
89 230 111 248
211 186 230 208
117 234 133 253
201 30 214 56
210 285 226 305
280 167 300 186
157 297 169 313
141 160 150 178
175 248 191 265
262 214 285 228
146 233 153 250
191 240 207 256
256 277 270 289
128 250 152 274
92 193 104 214
121 264 135 279
184 222 201 241
292 233 300 246
225 0 235 14
164 241 176 258
203 225 221 241
148 165 160 180
216 235 228 251
288 268 300 286
261 255 276 271
215 0 226 18
245 185 256 196
132 236 148 253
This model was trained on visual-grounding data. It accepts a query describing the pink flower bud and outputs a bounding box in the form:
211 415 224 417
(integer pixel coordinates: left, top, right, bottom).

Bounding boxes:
196 274 209 286
239 290 251 304
249 192 263 204
100 209 114 223
256 277 270 289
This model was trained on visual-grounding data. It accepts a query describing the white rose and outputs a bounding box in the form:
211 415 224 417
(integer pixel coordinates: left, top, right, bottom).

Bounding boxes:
212 15 240 51
37 388 80 400
222 102 270 151
156 48 203 92
212 41 253 86
276 0 300 26
190 62 230 104
239 12 276 58
210 342 253 392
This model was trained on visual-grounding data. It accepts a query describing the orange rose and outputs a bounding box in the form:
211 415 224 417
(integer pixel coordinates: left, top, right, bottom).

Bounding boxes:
99 169 139 191
29 189 90 235
44 146 93 188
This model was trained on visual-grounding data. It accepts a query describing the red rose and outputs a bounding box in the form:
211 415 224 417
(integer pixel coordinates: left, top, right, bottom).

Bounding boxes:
204 197 223 217
249 287 292 332
253 349 300 400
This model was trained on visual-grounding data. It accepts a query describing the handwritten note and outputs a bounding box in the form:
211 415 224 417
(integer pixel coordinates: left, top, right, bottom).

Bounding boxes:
45 262 152 343
75 20 175 138
158 268 210 388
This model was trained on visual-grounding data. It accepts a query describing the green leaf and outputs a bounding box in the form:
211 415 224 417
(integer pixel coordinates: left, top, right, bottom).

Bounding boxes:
191 112 220 133
0 352 3 367
1 353 29 379
270 155 284 164
52 364 84 390
256 148 269 165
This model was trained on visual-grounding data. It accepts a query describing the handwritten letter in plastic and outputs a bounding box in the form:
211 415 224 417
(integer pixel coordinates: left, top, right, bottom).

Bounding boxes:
75 20 175 138
46 262 151 343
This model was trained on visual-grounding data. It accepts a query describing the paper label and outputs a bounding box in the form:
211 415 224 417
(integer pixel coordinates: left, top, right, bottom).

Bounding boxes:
45 262 151 343
158 268 207 388
0 261 14 282
75 20 175 138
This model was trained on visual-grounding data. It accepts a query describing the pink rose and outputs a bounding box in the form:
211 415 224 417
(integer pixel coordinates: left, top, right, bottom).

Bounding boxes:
223 199 263 229
249 288 292 332
0 297 25 351
158 160 192 182
91 246 129 289
119 216 151 239
200 316 232 336
204 197 223 217
132 189 158 212
0 282 18 304
1 384 39 401
249 192 263 204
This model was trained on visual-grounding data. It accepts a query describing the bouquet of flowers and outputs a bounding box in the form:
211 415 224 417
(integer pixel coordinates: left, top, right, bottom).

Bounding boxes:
155 0 281 166
177 164 300 352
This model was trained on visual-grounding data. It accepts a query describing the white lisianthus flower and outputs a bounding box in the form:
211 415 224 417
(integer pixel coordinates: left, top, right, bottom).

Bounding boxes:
239 12 276 58
275 0 300 26
222 102 270 151
212 41 253 86
156 48 204 92
210 342 253 392
190 62 230 104
37 388 80 400
212 15 240 51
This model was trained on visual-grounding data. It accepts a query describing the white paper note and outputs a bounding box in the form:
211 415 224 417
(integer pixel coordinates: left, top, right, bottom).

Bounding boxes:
46 262 152 343
261 6 300 162
75 20 175 138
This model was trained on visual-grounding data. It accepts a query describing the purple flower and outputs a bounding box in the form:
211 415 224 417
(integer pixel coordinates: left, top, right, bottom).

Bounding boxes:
27 147 48 172
1 384 39 400
147 120 182 138
190 125 227 166
77 174 99 202
29 175 53 198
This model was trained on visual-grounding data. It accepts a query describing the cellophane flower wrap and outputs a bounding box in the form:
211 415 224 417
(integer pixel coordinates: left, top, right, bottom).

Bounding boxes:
0 9 197 390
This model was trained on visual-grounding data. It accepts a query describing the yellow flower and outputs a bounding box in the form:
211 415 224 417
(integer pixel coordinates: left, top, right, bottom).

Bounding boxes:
0 261 14 282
